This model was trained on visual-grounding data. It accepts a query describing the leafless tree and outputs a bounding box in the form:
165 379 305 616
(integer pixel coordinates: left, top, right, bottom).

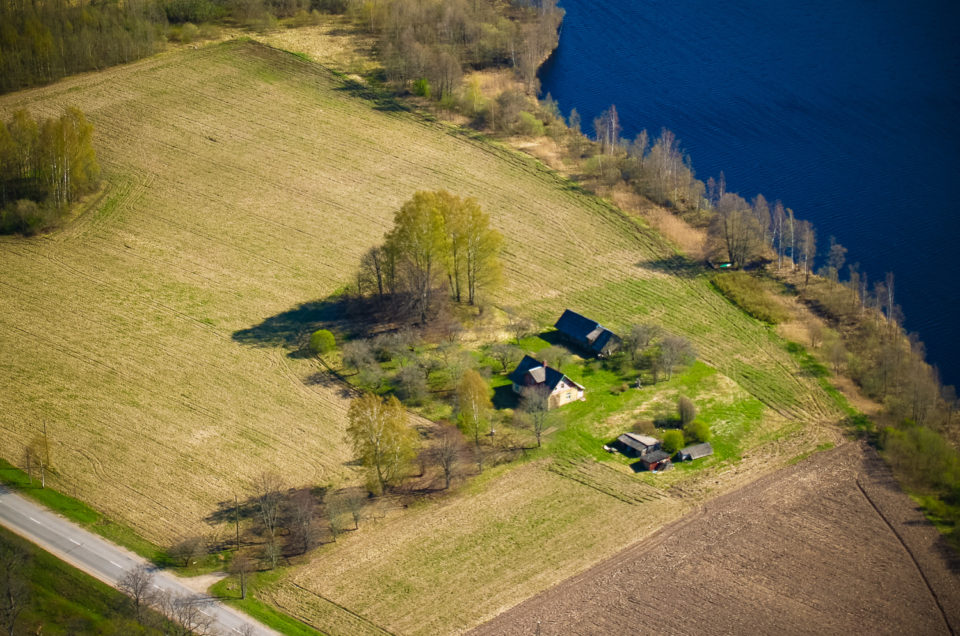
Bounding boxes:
253 472 285 568
519 384 551 447
623 323 661 365
490 343 522 373
285 489 319 555
659 335 695 380
431 424 467 489
168 534 208 568
230 553 253 600
118 564 155 624
507 313 536 345
156 591 215 636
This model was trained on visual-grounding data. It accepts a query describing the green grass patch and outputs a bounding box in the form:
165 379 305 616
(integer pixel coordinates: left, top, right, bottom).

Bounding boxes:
0 525 174 635
711 271 789 324
0 458 167 564
211 569 325 636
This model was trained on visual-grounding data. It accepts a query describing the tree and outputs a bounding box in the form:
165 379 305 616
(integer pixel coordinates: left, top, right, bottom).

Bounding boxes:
309 329 335 356
709 192 763 268
285 489 319 555
507 313 535 345
490 343 522 373
825 236 847 282
662 430 685 455
677 396 696 427
119 564 155 625
431 423 466 489
252 472 284 568
457 369 492 470
519 384 551 447
384 191 447 322
798 219 816 284
346 393 417 494
230 554 253 600
623 323 661 366
0 546 29 636
168 534 208 568
156 591 215 636
539 345 569 370
659 335 695 380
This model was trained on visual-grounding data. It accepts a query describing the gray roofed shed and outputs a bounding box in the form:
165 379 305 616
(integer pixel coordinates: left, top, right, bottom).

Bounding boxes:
678 443 714 461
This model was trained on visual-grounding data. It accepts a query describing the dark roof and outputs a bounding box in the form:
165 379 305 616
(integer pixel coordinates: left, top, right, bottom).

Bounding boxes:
617 433 659 454
508 355 577 392
641 450 671 464
554 310 620 354
679 443 713 460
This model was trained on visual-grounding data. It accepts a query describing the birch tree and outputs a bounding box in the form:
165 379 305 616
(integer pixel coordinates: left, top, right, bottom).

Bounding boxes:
346 393 417 494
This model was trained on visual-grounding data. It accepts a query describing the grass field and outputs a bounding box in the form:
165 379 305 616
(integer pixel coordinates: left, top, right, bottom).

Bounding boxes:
0 39 843 632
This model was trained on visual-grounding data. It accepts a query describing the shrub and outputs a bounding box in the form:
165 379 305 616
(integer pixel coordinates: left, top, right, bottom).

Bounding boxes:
394 365 427 405
412 78 431 98
517 111 545 137
662 430 685 455
683 419 711 443
309 329 336 355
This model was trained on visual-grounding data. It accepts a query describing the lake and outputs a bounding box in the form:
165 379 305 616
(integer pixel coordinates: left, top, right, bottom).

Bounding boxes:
539 0 960 388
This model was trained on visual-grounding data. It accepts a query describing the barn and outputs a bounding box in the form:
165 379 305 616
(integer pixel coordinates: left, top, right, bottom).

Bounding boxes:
553 309 621 358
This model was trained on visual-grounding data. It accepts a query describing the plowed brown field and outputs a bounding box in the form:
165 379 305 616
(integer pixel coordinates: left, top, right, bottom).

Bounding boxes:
471 443 960 635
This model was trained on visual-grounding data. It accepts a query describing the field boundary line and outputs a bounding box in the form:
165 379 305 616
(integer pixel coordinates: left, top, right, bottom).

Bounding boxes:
855 476 954 635
287 582 396 636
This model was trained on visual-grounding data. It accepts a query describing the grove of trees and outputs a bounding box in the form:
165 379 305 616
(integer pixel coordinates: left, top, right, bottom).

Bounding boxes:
0 108 100 234
357 190 502 322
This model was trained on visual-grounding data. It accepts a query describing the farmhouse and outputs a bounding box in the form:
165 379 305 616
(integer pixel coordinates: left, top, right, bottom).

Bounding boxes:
615 432 661 457
639 450 672 472
508 355 585 409
678 442 714 461
554 309 621 357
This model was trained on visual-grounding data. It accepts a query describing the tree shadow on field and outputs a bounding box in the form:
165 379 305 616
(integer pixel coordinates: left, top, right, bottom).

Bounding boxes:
335 77 409 112
233 293 390 354
637 255 704 279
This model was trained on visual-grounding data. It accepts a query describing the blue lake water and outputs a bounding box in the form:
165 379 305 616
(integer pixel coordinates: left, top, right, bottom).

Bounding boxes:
540 0 960 388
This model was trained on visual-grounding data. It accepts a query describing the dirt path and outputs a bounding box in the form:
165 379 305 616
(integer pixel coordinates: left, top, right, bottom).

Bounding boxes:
470 443 960 635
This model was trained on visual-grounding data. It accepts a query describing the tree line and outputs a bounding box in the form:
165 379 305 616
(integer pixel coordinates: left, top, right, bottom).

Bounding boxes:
0 107 100 234
342 0 563 99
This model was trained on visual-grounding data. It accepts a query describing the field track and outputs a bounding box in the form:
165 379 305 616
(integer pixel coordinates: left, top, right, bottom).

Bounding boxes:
470 442 960 635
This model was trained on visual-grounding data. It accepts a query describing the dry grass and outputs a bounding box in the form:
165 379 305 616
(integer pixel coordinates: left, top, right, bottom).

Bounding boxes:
0 39 848 631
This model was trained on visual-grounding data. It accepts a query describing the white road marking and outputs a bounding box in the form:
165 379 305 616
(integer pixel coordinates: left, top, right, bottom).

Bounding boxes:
28 516 40 524
69 538 81 545
109 560 123 568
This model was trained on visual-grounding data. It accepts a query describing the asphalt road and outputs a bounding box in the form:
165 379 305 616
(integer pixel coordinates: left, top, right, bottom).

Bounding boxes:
0 485 280 636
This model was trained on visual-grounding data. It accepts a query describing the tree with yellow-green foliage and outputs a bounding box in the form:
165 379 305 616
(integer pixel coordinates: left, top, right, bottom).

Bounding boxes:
346 393 418 494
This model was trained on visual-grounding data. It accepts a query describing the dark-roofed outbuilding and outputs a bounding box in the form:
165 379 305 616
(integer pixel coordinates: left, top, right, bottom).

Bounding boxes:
678 442 713 462
639 449 672 472
554 310 621 358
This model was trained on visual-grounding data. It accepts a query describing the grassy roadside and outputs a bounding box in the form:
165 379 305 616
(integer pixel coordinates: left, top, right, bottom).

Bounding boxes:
0 525 175 634
211 569 326 636
0 458 166 563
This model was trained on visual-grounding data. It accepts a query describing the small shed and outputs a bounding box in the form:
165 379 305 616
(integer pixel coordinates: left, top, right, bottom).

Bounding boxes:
678 442 714 462
553 310 621 358
615 432 660 457
640 449 672 472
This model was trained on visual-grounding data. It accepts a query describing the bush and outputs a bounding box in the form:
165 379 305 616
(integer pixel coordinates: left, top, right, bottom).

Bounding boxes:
661 430 685 455
517 111 545 137
309 329 336 355
683 419 711 443
412 78 431 98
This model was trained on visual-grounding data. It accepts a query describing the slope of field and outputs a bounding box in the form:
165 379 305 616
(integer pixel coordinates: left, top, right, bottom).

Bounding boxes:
0 39 845 630
471 443 960 635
